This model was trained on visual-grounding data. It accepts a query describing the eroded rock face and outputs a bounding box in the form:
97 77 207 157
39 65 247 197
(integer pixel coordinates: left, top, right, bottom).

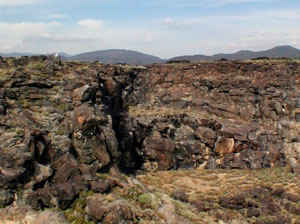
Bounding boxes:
128 61 300 171
132 113 286 170
0 56 143 212
142 131 175 170
0 56 300 217
280 117 300 176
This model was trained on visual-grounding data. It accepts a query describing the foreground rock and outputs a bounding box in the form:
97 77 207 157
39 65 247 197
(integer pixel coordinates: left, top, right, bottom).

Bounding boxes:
0 204 69 224
0 56 145 212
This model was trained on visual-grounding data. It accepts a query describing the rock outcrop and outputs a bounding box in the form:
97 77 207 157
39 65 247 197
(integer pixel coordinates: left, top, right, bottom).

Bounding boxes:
0 56 144 214
0 56 300 222
129 61 300 172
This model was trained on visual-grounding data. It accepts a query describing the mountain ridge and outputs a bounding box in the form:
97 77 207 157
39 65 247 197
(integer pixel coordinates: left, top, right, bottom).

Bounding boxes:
170 45 300 62
66 49 164 65
1 45 300 65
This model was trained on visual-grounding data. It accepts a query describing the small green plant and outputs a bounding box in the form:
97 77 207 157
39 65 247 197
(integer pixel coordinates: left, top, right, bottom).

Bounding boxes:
57 104 66 112
64 191 94 224
55 129 65 136
138 193 152 207
16 127 24 135
32 62 45 70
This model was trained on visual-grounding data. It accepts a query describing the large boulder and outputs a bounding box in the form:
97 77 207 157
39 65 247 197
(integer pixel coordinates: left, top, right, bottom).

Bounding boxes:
142 131 175 170
214 137 235 157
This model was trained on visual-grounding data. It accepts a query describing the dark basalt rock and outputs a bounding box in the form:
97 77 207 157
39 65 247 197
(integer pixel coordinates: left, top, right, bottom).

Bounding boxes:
85 195 105 222
48 183 76 209
0 56 300 222
171 188 188 203
85 195 134 223
0 190 13 208
90 180 110 193
220 194 246 210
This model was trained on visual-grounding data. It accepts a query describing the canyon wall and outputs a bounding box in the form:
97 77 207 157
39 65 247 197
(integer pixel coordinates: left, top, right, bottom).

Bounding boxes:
0 56 300 212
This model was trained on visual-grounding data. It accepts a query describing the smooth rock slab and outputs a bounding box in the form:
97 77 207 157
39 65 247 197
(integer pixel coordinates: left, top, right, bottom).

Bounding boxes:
215 137 235 157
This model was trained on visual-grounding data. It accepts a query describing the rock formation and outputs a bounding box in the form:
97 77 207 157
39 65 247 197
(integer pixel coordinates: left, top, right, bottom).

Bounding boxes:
130 61 300 173
0 56 300 223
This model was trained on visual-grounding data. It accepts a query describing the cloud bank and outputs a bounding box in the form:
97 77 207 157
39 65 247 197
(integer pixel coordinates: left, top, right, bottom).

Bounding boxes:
0 0 41 7
0 1 299 58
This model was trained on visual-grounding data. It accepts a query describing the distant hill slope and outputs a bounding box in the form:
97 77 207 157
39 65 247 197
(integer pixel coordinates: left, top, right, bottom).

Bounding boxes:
1 45 300 64
167 54 211 62
0 52 34 57
170 45 300 62
67 49 165 65
0 52 70 58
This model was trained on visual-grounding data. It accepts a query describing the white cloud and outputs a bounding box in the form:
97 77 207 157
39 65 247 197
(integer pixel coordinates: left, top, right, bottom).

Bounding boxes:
43 13 68 19
0 0 41 6
0 21 57 36
0 21 61 52
159 18 174 26
78 19 103 29
145 37 153 42
0 19 107 54
157 18 184 29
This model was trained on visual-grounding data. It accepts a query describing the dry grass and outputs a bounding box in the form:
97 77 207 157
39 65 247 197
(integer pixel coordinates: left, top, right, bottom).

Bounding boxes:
129 105 216 119
138 167 300 199
136 167 300 223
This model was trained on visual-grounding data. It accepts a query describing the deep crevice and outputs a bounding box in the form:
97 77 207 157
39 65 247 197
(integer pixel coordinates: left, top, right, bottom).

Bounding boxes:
98 72 143 174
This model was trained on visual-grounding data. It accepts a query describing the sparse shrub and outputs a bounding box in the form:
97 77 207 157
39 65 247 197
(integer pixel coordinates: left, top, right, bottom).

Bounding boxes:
32 62 45 70
16 127 24 135
57 103 66 112
138 193 152 207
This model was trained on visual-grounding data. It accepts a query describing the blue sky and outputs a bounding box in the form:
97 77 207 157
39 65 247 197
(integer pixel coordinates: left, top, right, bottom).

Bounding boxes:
0 0 299 58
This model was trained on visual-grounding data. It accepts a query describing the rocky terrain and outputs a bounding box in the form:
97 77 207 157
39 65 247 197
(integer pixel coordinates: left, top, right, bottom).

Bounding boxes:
0 55 300 223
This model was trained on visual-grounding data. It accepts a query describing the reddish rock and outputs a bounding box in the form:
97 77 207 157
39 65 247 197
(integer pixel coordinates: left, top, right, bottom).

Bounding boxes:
72 105 94 130
85 195 105 222
195 126 217 148
219 194 246 209
282 192 300 202
143 132 175 170
105 78 116 95
73 85 92 102
215 137 235 156
50 183 76 209
102 200 133 224
272 188 284 197
91 180 110 193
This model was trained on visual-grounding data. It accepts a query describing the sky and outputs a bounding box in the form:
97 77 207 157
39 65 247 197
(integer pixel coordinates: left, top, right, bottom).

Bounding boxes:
0 0 299 58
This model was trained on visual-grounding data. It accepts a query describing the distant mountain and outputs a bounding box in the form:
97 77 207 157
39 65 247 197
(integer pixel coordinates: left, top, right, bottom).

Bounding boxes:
56 52 71 58
257 46 300 59
67 49 165 65
0 49 164 65
170 45 300 62
1 45 300 65
0 52 71 58
0 52 34 57
167 54 211 62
